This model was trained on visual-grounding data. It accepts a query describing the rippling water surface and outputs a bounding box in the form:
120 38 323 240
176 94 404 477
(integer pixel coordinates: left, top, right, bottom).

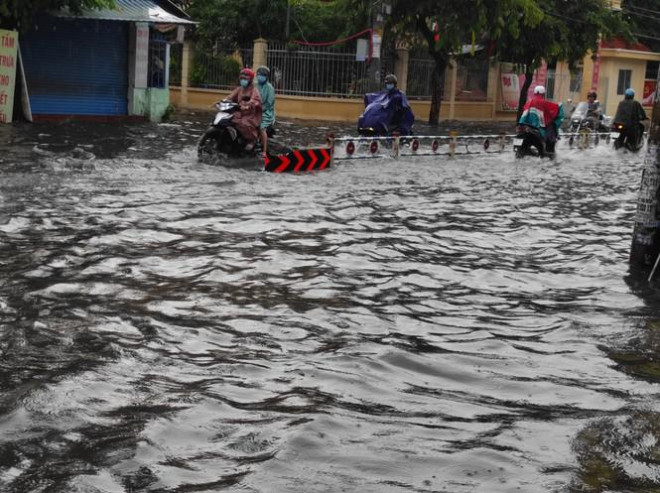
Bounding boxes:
1 115 659 493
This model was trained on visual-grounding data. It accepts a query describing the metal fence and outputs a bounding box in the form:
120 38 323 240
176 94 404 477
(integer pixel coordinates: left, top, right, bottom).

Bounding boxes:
189 46 254 90
172 41 437 99
266 43 384 97
406 58 436 98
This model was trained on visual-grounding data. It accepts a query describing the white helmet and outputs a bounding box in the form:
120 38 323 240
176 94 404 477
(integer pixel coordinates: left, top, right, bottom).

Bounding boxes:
533 85 546 95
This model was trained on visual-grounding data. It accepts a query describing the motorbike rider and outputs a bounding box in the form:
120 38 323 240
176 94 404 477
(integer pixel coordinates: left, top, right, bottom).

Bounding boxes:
613 87 647 146
518 85 564 153
585 90 603 130
255 65 276 158
357 74 414 135
382 74 413 135
227 68 262 151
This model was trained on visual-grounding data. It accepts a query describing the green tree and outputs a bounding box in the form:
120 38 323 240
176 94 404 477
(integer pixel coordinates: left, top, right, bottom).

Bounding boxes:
0 0 115 30
178 0 369 51
389 0 539 125
494 0 623 120
183 0 287 51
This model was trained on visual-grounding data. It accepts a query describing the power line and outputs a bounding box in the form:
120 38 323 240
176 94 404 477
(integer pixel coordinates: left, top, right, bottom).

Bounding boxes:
540 6 660 45
626 3 660 17
632 31 660 43
622 7 660 23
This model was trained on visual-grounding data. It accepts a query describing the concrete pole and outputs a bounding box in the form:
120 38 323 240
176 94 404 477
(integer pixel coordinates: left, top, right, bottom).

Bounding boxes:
629 70 660 271
181 38 191 106
253 38 267 71
394 44 409 92
368 1 389 91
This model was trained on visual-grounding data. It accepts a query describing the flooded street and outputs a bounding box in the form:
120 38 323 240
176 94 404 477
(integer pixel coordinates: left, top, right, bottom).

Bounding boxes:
0 112 659 493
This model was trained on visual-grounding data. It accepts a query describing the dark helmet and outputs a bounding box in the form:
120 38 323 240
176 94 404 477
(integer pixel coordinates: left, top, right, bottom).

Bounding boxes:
587 90 597 99
239 68 254 81
384 74 397 85
256 66 270 78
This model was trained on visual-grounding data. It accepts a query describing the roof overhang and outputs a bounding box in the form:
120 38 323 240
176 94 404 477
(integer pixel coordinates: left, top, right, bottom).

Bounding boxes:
599 48 660 62
56 0 196 25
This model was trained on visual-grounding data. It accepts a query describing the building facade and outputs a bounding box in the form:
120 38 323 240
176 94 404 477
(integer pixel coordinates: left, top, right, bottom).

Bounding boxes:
19 0 194 122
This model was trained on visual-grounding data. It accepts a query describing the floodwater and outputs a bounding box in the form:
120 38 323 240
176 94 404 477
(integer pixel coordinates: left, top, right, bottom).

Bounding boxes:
0 112 659 493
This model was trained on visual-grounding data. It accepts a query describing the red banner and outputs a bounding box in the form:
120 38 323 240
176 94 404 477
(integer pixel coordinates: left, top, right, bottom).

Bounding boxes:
643 80 657 106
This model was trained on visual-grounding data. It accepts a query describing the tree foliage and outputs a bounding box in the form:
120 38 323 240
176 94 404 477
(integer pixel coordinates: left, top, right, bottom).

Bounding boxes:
179 0 369 51
495 0 624 118
389 0 539 124
183 0 287 50
0 0 115 30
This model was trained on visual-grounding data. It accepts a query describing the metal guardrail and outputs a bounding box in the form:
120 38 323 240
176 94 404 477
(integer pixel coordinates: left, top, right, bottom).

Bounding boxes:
328 130 644 161
330 133 512 160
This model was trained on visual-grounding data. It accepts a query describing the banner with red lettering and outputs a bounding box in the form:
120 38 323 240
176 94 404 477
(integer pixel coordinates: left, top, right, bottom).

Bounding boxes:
501 63 549 111
643 80 657 106
0 29 18 123
501 72 521 111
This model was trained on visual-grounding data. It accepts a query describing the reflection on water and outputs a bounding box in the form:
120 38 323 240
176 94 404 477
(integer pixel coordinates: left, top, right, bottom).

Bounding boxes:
0 113 659 492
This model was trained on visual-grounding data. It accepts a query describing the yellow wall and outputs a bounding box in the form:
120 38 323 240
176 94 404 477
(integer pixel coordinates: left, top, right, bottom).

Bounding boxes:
170 87 510 122
592 49 660 114
597 56 646 114
171 44 660 123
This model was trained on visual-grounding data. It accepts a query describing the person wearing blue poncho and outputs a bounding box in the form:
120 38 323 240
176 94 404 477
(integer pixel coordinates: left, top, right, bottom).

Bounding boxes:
358 74 415 136
256 66 276 158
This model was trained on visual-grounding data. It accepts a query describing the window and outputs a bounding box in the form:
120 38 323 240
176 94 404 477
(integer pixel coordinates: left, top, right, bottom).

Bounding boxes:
646 61 659 80
617 69 632 94
455 57 489 101
570 67 583 93
545 70 556 100
149 30 168 89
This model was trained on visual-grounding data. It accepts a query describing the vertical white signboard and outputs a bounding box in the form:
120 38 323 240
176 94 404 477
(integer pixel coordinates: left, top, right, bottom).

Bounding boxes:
0 29 18 123
135 23 149 88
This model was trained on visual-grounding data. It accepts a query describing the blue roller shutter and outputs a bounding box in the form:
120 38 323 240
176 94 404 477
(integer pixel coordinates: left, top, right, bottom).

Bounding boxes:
21 18 128 116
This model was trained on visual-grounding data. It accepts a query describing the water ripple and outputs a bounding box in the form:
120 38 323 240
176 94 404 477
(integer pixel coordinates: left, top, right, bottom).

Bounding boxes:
0 119 658 492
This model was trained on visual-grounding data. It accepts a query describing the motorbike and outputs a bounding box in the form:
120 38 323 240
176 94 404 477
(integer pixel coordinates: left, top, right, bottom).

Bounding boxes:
568 102 612 133
357 91 414 136
513 124 553 159
611 121 645 152
197 99 276 161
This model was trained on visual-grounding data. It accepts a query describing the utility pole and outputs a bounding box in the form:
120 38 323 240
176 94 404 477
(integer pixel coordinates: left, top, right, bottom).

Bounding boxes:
629 67 660 275
285 1 291 39
367 1 390 92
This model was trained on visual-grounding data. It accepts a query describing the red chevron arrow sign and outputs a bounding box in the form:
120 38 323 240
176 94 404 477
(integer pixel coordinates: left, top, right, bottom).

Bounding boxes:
264 148 332 173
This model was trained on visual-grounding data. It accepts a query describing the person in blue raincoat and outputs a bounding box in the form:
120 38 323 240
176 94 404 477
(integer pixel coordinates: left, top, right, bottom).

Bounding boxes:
358 74 414 136
256 65 276 157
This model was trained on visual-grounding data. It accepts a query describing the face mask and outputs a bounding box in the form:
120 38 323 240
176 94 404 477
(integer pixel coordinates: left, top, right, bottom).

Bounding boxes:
240 78 249 88
257 75 267 85
385 83 394 91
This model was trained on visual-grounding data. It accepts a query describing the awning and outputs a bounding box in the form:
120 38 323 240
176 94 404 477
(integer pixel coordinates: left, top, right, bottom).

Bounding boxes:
56 0 196 25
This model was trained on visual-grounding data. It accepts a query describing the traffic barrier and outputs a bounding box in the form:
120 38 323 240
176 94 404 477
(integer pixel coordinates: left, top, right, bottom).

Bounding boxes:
327 130 646 161
264 148 332 173
329 132 515 161
262 129 646 173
